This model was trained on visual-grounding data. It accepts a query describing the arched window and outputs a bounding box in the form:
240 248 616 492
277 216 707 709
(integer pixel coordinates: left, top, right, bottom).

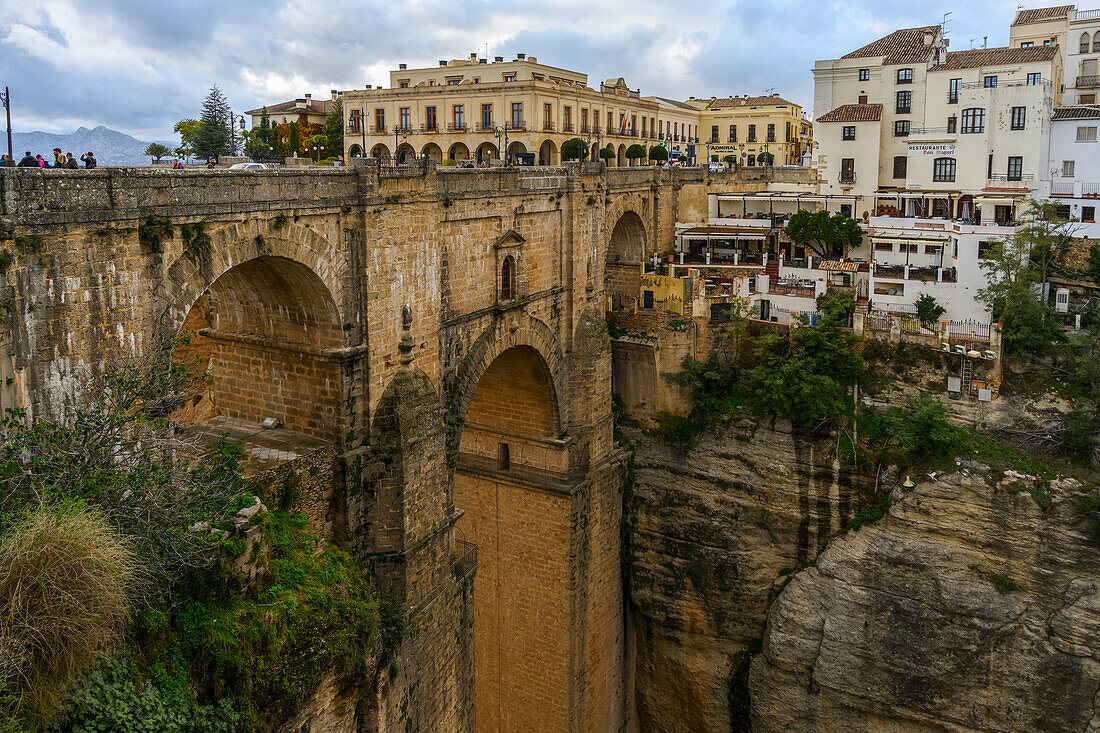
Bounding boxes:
1082 33 1091 53
1093 31 1100 52
501 256 515 301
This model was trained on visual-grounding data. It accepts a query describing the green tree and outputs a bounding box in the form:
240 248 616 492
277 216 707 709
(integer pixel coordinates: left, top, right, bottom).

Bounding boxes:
599 146 615 161
723 154 736 165
1020 200 1077 298
143 143 171 163
302 133 329 161
561 137 588 161
742 322 864 430
758 151 775 166
1090 244 1100 286
648 145 668 162
785 209 863 259
626 144 647 164
816 289 855 327
244 107 276 160
173 118 202 160
322 99 343 160
977 231 1063 356
915 294 946 326
878 395 967 466
192 85 236 161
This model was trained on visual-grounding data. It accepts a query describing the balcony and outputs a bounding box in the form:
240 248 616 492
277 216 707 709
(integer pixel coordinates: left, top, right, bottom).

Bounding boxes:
1077 75 1100 88
948 94 958 104
509 120 526 131
896 106 912 115
370 126 387 134
447 123 466 132
543 121 555 132
580 124 590 134
987 173 1034 186
563 123 574 133
346 124 362 134
838 171 856 184
421 125 439 133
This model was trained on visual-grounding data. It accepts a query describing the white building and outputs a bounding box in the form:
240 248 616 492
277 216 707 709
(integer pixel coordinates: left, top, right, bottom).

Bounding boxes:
1038 105 1100 237
813 25 1061 224
1008 5 1100 106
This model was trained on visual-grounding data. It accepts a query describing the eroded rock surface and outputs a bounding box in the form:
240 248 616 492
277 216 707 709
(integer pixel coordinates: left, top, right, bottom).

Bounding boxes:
750 469 1100 732
626 419 876 732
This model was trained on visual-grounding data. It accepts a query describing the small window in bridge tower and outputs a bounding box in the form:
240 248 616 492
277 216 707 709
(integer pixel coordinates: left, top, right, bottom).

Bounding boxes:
501 256 515 301
498 443 510 471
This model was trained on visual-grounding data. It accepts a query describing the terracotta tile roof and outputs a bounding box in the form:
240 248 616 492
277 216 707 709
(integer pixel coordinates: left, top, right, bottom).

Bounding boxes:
1011 5 1074 25
1053 105 1100 120
705 95 798 109
816 104 882 123
245 98 336 116
841 27 940 64
936 45 1059 70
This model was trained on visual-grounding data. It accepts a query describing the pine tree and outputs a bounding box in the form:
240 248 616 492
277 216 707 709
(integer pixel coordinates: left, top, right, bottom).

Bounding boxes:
193 85 233 161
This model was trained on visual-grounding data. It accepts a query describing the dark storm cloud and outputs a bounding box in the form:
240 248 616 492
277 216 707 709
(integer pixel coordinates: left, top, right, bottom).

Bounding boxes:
0 0 1030 140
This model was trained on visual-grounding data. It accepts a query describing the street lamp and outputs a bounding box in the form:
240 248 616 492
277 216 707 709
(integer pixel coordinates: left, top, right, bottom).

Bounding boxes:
393 124 407 163
493 125 510 166
1 87 11 163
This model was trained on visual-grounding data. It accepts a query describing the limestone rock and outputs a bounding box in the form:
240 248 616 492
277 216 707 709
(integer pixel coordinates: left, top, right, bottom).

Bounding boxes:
750 472 1100 732
626 420 875 733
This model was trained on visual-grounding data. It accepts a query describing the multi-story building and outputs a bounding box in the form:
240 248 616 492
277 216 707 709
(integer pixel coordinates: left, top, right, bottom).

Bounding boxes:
1008 5 1100 105
814 25 1061 225
1039 105 1100 237
339 54 701 165
245 92 340 128
685 94 810 166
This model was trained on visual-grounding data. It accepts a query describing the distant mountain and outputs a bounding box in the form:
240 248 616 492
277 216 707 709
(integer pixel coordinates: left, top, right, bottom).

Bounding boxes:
9 126 175 166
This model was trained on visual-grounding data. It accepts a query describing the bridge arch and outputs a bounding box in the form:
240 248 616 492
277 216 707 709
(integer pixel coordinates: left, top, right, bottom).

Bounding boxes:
171 254 342 440
450 319 572 731
605 209 648 310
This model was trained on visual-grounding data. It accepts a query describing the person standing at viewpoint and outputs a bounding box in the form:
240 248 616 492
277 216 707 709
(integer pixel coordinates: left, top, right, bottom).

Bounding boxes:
17 151 36 167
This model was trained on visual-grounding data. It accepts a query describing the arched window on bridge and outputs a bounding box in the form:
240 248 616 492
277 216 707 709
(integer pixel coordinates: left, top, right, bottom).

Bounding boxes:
500 255 515 302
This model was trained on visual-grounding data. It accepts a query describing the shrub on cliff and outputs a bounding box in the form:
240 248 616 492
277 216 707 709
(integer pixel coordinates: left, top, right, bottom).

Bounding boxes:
875 395 967 467
0 506 134 727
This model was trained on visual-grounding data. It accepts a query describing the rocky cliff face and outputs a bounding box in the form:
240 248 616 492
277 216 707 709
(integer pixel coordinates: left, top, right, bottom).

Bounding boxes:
750 467 1100 732
625 419 876 732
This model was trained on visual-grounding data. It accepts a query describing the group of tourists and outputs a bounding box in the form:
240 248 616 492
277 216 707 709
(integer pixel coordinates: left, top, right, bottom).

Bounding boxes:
0 148 96 169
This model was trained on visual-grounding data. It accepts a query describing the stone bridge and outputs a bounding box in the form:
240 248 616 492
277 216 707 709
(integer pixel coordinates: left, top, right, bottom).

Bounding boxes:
0 163 802 732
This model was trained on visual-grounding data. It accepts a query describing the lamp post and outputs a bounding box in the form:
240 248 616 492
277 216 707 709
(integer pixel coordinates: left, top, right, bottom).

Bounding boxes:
393 124 407 163
493 125 509 166
1 87 11 163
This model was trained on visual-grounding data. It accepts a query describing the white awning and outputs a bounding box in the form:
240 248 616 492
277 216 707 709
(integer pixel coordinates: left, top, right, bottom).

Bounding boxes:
976 196 1017 206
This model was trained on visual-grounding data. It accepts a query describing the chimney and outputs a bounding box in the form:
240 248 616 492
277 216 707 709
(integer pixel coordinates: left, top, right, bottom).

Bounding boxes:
470 52 477 59
331 89 338 100
924 29 934 47
304 93 311 100
495 56 503 62
528 56 536 63
517 53 526 60
479 58 487 64
294 98 307 109
439 60 447 66
399 63 407 70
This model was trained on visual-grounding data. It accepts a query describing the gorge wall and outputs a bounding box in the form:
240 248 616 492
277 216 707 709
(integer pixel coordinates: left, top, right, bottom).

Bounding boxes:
625 418 877 732
750 467 1100 732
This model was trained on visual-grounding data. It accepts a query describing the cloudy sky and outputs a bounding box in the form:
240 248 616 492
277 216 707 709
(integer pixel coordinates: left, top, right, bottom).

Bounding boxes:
0 0 1031 141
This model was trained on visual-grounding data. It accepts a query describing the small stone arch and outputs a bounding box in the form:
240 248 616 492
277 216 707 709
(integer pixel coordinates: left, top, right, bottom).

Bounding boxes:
507 141 527 164
348 144 363 157
605 209 648 311
421 142 443 162
616 144 626 167
538 139 557 166
448 142 471 161
371 143 390 160
476 141 498 164
396 143 416 163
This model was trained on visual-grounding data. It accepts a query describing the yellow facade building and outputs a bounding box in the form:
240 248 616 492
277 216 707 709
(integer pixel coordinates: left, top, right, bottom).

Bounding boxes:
341 53 702 165
686 94 811 166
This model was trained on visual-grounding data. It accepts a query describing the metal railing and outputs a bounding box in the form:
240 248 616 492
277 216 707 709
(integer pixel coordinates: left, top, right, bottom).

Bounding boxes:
447 123 466 132
1077 75 1100 88
1052 180 1075 195
960 79 1049 89
987 173 1034 182
838 171 856 183
542 121 555 131
452 539 478 580
379 157 434 178
948 319 990 341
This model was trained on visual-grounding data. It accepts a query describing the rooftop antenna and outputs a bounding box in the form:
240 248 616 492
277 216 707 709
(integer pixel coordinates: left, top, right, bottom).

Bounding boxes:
940 11 952 36
970 37 977 48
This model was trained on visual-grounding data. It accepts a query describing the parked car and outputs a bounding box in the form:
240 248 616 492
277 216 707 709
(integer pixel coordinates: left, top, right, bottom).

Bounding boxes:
228 162 269 171
708 162 726 172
